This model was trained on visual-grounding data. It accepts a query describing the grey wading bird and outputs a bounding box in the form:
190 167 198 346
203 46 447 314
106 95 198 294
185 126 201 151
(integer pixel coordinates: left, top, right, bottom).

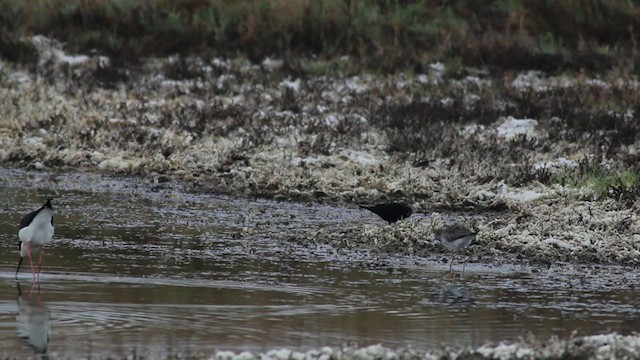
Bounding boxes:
360 202 413 224
434 224 476 273
16 199 55 280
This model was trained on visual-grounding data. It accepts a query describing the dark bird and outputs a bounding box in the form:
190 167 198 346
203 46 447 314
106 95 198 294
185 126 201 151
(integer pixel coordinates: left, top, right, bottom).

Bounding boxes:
16 199 55 280
434 224 476 273
360 202 412 224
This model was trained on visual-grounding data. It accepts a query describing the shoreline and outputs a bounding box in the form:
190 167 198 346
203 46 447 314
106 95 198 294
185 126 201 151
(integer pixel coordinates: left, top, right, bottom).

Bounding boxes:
4 333 640 359
1 39 640 268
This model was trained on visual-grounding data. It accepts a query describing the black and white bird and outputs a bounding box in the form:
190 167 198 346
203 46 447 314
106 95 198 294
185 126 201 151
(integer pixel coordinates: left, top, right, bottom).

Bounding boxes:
360 202 412 224
434 224 476 272
16 198 55 280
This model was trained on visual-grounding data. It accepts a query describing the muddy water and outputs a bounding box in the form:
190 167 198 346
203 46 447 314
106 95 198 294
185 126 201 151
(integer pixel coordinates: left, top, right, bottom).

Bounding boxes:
0 169 639 358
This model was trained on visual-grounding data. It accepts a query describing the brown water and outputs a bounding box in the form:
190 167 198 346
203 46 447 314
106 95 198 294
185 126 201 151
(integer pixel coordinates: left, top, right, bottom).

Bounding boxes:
0 169 639 358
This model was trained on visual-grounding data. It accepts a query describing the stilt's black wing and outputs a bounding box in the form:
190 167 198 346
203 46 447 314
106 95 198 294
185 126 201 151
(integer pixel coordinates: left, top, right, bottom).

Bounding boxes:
19 209 39 230
20 199 51 230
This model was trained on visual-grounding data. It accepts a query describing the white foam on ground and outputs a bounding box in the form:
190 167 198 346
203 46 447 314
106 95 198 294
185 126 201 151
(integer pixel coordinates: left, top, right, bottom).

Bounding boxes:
496 116 539 139
202 333 640 360
497 183 546 202
532 157 578 171
31 35 92 67
281 78 301 92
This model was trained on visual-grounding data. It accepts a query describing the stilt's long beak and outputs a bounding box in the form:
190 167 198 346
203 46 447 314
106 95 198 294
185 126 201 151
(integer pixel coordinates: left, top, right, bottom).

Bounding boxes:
16 257 23 278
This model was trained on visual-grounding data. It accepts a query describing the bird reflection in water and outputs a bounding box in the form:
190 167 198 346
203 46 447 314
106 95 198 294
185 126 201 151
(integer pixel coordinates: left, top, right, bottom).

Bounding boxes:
16 282 51 357
437 282 475 306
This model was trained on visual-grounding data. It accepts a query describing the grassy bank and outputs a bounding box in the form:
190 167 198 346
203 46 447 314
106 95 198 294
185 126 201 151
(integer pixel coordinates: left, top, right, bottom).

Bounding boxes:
1 0 639 72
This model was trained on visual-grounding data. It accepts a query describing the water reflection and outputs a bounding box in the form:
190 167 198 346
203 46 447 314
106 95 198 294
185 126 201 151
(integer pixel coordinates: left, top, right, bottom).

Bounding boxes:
437 282 475 306
16 282 51 357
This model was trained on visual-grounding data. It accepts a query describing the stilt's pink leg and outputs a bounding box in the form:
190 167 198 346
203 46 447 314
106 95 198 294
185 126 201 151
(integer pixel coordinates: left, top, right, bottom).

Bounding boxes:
27 241 36 280
36 247 45 281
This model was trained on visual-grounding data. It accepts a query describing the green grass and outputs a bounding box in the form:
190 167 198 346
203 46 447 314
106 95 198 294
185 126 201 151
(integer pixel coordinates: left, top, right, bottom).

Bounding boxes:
301 57 355 76
1 0 640 72
584 169 640 200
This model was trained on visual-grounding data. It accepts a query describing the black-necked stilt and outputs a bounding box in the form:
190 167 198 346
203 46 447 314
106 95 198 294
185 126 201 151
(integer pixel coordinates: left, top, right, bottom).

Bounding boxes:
434 224 476 272
360 202 412 224
16 198 55 280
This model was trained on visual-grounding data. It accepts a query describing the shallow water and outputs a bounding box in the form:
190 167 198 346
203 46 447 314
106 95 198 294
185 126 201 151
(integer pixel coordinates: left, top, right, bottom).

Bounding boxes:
0 168 639 358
